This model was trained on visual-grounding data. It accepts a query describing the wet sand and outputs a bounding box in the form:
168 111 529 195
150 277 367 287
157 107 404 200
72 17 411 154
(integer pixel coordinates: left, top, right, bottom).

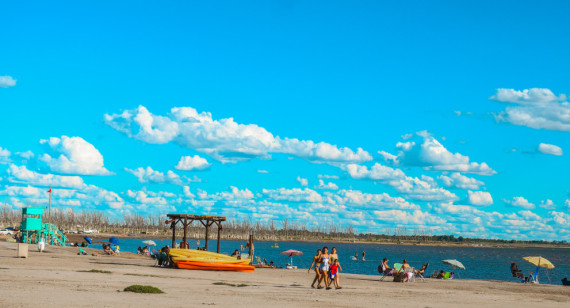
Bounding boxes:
0 241 568 307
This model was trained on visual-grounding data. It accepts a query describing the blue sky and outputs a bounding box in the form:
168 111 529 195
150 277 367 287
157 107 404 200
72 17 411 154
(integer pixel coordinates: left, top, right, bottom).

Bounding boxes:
1 1 569 240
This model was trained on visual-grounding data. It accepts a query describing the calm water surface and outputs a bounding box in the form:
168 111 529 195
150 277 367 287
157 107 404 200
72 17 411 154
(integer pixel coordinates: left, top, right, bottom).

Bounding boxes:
101 239 569 285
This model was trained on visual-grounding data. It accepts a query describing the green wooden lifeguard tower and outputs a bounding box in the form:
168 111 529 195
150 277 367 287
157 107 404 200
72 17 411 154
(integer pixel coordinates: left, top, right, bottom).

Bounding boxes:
19 206 67 246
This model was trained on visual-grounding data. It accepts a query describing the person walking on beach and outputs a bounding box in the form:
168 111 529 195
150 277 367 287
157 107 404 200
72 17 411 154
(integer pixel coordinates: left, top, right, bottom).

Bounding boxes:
317 246 330 289
327 247 343 289
327 259 342 289
308 249 322 288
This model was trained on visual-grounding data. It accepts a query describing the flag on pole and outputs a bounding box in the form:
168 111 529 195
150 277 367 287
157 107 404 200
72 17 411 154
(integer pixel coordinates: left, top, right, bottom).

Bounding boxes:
47 188 52 193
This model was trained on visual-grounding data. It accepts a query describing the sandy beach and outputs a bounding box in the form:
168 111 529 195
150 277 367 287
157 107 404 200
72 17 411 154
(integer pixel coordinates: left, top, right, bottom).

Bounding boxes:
0 241 568 308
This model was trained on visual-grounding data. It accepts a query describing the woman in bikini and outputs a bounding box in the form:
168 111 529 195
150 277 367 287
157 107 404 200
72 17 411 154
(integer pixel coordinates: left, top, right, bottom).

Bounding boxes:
317 246 330 289
327 247 343 289
308 249 322 288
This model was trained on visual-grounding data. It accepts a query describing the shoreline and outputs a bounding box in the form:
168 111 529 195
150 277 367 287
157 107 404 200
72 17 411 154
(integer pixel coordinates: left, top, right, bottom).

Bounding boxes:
61 233 570 250
0 241 568 307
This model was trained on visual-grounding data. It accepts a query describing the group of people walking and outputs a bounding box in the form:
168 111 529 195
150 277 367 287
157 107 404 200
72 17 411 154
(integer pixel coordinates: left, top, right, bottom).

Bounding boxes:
308 246 343 289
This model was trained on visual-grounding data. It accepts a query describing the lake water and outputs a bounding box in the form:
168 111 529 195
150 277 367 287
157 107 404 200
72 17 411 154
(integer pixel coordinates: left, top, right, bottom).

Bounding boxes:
99 238 569 285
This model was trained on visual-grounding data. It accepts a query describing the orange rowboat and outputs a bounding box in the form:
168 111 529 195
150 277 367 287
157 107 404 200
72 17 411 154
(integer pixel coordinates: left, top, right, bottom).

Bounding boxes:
176 261 255 273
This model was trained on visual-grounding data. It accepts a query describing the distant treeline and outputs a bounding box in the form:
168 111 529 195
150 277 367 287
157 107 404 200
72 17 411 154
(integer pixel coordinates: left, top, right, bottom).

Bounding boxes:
0 205 567 246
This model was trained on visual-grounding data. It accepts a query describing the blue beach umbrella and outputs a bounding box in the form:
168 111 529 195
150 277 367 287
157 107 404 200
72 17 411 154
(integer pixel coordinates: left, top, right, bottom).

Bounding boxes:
83 236 92 244
109 237 119 245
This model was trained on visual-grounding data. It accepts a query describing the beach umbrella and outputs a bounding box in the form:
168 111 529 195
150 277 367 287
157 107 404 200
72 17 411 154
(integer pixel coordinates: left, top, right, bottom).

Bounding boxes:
109 237 119 245
143 240 156 246
83 236 92 244
279 249 303 267
523 256 554 269
523 256 554 284
442 259 466 270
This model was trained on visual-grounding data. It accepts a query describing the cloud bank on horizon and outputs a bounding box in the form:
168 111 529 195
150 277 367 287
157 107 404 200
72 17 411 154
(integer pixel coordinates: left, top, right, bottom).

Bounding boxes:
1 87 568 242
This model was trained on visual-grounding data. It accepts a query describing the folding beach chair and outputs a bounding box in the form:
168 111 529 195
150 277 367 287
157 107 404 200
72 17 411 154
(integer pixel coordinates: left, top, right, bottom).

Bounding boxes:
430 270 439 278
379 263 393 281
414 263 428 282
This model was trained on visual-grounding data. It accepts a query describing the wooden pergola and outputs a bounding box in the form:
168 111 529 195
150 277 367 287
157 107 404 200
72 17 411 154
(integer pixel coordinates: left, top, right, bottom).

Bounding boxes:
166 214 226 253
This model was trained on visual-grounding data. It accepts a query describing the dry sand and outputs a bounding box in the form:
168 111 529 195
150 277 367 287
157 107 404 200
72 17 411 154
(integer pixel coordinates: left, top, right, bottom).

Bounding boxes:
0 241 568 308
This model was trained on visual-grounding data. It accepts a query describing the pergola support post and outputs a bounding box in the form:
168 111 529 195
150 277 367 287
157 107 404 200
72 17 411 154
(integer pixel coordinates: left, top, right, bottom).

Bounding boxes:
216 223 222 253
165 214 226 253
182 217 188 249
171 221 176 248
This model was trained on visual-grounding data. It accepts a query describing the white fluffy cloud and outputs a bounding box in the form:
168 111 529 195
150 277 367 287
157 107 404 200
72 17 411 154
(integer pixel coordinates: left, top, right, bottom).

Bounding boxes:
343 163 458 202
373 209 447 226
0 185 43 197
565 199 570 211
175 155 211 171
504 196 535 209
296 176 308 186
104 106 372 164
379 132 496 175
16 151 34 159
318 174 339 179
125 167 184 186
439 172 484 190
197 186 255 207
537 143 563 156
0 76 16 88
39 136 111 175
539 199 556 210
468 191 493 206
0 146 10 164
331 190 419 210
491 88 570 131
7 164 85 189
262 187 323 203
315 179 339 190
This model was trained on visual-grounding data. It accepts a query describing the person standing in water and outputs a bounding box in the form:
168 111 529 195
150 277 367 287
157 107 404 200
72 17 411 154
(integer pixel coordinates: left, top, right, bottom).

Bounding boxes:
308 249 322 288
362 251 366 261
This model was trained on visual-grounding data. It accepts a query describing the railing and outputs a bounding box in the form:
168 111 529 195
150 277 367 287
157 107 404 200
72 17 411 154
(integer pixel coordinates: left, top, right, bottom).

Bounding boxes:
43 223 67 246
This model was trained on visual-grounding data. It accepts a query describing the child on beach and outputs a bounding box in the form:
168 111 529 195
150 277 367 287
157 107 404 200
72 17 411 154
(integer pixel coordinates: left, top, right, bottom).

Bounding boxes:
327 259 342 290
328 247 342 288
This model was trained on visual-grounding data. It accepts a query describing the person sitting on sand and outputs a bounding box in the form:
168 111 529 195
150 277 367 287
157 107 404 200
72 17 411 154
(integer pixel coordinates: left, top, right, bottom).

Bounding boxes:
308 249 322 288
436 270 445 279
395 259 411 281
162 245 170 254
103 244 114 255
317 247 330 289
396 259 409 274
327 259 342 290
327 247 342 288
